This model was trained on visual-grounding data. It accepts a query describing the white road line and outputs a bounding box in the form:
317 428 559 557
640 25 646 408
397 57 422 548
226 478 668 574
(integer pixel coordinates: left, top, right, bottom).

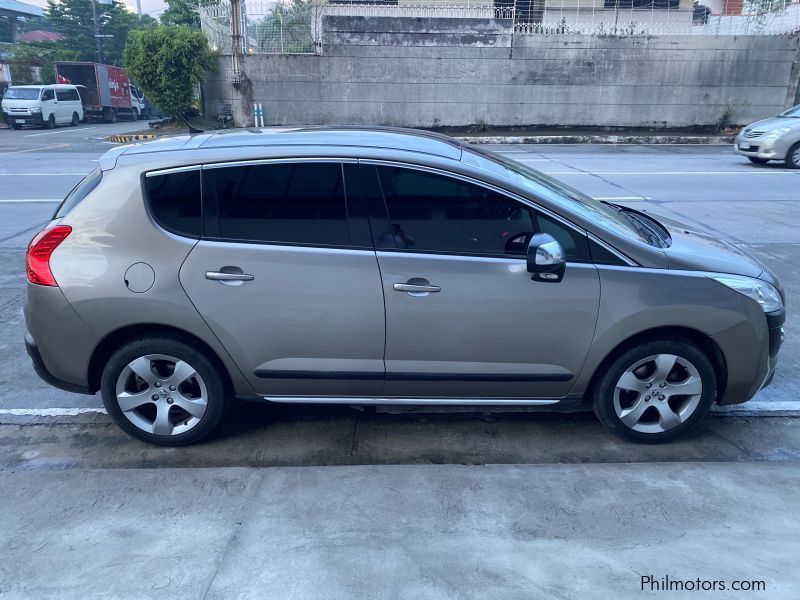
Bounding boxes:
0 143 70 156
592 196 648 200
0 408 107 417
0 173 86 176
713 401 800 413
0 198 61 203
523 169 797 176
25 127 96 137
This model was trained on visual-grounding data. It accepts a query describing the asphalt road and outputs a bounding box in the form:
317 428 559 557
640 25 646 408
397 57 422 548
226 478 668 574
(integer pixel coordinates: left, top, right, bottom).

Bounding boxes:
1 130 797 414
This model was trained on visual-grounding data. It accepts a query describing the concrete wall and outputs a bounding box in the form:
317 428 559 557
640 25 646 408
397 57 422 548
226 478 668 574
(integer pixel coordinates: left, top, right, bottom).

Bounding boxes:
204 17 800 129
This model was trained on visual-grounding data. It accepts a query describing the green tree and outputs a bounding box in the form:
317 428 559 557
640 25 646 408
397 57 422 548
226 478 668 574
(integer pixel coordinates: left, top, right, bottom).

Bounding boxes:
45 0 156 65
123 25 214 117
5 41 80 84
160 0 201 29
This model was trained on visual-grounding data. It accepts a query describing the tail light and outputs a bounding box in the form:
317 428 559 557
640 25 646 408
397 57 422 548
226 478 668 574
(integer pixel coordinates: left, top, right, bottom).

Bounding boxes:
26 225 72 286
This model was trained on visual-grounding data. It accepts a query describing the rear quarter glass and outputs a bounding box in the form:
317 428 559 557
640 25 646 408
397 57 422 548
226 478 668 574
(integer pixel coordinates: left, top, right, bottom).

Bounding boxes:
54 168 103 219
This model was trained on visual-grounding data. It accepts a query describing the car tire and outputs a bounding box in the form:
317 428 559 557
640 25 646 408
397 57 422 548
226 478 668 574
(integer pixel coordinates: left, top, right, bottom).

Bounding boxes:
747 156 769 165
71 112 79 126
786 142 800 169
592 338 716 443
100 336 227 446
11 123 22 130
46 114 56 129
131 108 139 121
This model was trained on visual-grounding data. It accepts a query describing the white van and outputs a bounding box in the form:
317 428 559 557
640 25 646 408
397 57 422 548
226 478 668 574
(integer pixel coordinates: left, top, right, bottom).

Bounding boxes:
1 84 84 129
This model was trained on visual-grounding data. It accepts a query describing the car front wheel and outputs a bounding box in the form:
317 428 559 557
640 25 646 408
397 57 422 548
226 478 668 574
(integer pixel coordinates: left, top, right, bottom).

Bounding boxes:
101 337 227 445
592 339 716 442
786 142 800 169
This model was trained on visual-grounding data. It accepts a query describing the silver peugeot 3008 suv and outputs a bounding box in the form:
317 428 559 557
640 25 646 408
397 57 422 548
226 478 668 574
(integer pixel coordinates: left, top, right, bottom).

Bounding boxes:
24 128 785 445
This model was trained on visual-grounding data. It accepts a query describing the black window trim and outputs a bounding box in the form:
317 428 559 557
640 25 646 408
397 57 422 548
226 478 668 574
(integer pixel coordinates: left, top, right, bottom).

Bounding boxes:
140 158 637 265
359 158 637 265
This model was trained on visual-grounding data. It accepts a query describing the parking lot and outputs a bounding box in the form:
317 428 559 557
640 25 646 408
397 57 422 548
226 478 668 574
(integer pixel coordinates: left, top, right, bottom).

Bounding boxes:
1 128 799 598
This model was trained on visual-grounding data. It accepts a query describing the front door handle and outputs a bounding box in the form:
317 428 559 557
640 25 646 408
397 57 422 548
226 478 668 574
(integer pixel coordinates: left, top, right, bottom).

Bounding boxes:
393 278 441 296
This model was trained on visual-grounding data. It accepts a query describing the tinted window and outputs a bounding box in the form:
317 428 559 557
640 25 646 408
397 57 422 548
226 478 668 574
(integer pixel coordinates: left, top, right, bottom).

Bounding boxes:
375 166 589 260
145 170 202 237
42 89 55 101
207 162 349 246
56 88 80 102
54 168 103 219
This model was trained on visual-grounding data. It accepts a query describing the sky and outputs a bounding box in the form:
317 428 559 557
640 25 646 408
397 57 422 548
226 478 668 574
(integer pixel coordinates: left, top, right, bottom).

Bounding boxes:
25 0 168 19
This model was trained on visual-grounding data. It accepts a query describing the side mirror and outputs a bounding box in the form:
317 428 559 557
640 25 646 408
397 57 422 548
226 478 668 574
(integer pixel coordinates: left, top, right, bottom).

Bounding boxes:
527 233 566 283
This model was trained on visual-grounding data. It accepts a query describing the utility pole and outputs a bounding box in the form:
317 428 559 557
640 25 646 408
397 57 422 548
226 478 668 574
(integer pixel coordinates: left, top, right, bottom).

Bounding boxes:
91 0 104 63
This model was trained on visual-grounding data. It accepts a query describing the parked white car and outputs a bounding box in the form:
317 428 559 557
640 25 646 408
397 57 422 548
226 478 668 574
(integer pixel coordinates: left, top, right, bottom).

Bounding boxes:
1 84 84 129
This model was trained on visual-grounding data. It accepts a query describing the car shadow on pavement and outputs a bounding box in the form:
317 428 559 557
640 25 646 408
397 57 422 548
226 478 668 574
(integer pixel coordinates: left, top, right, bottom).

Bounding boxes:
3 401 799 471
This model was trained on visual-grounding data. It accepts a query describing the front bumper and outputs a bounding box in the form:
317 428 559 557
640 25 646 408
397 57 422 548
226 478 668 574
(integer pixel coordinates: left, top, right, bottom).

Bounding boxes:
733 136 789 161
25 332 92 394
2 113 44 126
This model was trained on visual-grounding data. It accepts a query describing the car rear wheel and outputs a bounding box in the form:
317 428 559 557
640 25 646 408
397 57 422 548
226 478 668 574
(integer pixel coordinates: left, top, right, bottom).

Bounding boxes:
101 337 227 446
786 142 800 169
71 112 79 126
747 156 769 164
11 123 21 130
592 339 716 443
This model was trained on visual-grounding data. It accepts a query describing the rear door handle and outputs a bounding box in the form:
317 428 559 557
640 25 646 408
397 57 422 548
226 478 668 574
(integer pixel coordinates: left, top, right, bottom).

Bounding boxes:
205 271 254 282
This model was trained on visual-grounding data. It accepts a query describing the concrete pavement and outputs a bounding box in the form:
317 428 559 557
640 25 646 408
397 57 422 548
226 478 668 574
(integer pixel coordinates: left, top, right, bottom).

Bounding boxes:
2 461 798 599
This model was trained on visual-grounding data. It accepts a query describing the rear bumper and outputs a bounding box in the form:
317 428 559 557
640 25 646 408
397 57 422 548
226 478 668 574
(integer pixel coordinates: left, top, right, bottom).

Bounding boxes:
25 332 92 394
24 283 96 395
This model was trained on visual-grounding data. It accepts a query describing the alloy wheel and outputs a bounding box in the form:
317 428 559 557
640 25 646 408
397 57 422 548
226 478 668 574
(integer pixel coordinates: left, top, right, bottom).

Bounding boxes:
791 145 800 168
115 354 208 436
613 354 703 434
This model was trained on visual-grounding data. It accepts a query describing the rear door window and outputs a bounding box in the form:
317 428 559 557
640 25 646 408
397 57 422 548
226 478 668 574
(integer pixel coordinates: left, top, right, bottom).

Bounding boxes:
56 88 80 102
203 162 351 246
144 169 202 238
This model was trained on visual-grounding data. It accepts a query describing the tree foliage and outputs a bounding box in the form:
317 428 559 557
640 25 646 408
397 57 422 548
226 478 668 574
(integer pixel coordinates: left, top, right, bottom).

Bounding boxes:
123 25 214 118
44 0 156 65
5 41 80 84
160 0 201 29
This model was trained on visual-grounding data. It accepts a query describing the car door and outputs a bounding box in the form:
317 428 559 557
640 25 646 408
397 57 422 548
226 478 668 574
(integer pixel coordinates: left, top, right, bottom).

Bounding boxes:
361 162 601 399
178 159 386 397
40 89 57 123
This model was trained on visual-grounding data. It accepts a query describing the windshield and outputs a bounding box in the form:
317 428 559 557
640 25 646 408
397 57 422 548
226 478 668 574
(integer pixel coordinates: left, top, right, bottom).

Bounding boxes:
4 87 41 100
780 104 800 118
462 147 648 243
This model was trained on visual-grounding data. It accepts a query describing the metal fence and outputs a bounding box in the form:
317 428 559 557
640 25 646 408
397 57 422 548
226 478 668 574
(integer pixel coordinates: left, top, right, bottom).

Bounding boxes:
200 0 800 55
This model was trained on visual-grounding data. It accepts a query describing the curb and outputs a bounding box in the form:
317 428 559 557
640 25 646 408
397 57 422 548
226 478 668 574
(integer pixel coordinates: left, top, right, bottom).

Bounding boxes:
106 133 158 143
457 134 735 145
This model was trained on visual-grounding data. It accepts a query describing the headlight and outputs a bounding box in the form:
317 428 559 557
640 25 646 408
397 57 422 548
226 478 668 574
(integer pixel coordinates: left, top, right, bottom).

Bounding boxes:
764 127 791 139
30 107 42 113
710 274 783 313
